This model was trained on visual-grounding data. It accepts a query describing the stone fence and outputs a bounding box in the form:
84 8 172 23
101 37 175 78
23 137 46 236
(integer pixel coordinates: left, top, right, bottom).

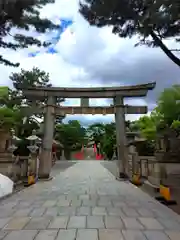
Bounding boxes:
128 147 180 188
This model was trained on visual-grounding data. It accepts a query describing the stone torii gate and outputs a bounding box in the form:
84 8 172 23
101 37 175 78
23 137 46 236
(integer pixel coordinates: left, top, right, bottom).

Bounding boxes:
18 82 155 180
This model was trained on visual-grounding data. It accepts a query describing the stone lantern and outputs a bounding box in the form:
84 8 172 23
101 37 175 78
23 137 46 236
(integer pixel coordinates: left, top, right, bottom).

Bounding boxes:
7 129 20 153
27 130 40 153
26 130 41 183
7 129 21 180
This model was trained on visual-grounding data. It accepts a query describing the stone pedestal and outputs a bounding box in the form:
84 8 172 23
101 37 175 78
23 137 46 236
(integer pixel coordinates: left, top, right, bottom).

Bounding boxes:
29 153 39 177
19 157 29 178
60 149 66 160
127 145 140 178
149 161 180 188
147 153 169 186
148 161 162 186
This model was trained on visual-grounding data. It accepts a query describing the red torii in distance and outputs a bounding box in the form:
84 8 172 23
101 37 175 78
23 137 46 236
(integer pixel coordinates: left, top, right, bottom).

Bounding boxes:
73 144 104 160
94 144 104 160
73 144 84 160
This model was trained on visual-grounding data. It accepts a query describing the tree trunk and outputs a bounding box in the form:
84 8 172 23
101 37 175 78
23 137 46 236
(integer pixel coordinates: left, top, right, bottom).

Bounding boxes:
150 31 180 67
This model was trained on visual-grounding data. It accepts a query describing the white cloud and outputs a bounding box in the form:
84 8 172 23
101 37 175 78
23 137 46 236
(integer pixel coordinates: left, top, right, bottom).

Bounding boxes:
1 0 180 126
40 0 79 19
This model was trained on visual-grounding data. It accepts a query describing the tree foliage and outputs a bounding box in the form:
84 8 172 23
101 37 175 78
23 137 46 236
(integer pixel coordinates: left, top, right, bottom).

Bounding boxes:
8 67 64 112
0 107 19 130
7 67 49 107
127 84 180 155
11 67 51 89
0 67 63 136
0 0 58 67
0 87 20 130
55 120 87 159
80 0 180 67
55 120 87 150
156 85 180 125
0 86 9 100
102 122 116 159
87 122 116 159
171 120 180 134
130 115 157 140
0 90 39 136
130 85 180 137
87 123 105 144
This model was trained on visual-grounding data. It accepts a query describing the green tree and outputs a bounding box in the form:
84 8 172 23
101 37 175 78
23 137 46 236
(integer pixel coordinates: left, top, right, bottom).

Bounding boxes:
129 116 156 155
9 67 64 108
80 0 180 67
129 121 141 132
11 67 51 90
8 67 63 107
87 122 116 159
0 0 58 67
0 98 40 137
102 122 116 159
0 107 19 130
124 85 180 154
55 120 87 159
0 87 9 100
87 123 105 143
171 120 180 134
0 67 65 137
130 116 157 140
156 85 180 126
15 112 40 138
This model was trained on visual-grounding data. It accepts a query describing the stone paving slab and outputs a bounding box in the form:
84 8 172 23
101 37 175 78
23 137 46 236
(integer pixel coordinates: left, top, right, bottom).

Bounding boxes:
0 161 180 239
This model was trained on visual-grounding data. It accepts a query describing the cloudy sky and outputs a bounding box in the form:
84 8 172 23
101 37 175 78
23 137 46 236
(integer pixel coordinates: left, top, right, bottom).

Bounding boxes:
1 0 180 126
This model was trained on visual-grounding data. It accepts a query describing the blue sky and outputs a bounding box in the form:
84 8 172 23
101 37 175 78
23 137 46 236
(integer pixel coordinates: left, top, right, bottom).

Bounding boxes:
28 18 74 57
1 0 180 125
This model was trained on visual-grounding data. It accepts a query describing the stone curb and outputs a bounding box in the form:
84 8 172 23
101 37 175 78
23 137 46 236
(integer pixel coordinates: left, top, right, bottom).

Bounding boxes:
0 185 25 201
37 176 53 182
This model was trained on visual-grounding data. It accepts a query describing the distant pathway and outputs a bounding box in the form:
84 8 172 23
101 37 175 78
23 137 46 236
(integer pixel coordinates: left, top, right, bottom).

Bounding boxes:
83 147 96 160
0 161 180 239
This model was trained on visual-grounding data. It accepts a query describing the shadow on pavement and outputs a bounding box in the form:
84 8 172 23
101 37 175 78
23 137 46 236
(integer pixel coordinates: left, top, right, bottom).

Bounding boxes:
100 161 117 177
51 161 77 177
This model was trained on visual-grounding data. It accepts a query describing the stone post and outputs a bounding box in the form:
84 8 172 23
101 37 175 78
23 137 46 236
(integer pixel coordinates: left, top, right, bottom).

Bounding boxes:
39 96 55 179
60 149 65 160
114 96 128 179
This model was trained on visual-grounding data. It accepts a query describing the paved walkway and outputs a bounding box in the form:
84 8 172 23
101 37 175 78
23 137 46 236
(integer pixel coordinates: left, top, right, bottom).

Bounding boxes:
0 161 180 240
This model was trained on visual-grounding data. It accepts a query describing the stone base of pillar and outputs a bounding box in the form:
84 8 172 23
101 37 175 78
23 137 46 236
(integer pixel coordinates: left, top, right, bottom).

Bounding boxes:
38 174 53 181
39 149 52 181
116 172 129 181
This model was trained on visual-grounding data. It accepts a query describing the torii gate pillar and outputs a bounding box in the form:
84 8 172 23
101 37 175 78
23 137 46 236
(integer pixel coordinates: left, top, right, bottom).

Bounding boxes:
39 96 55 179
114 96 128 179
